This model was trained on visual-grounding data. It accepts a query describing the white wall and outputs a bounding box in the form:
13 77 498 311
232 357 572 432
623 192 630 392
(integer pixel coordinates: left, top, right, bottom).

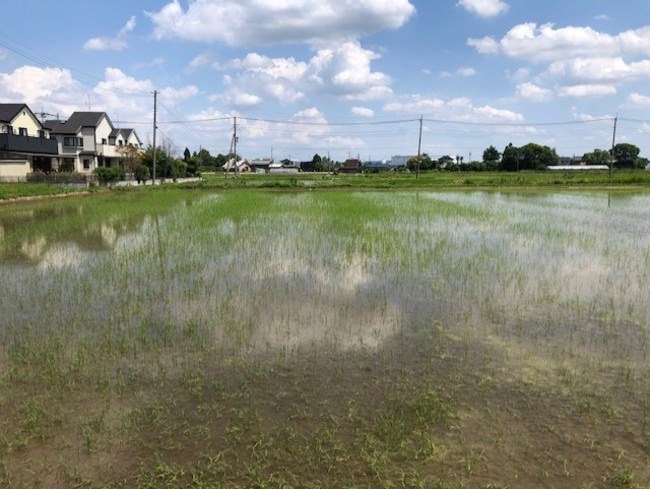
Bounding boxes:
9 109 43 137
95 116 113 144
0 160 30 181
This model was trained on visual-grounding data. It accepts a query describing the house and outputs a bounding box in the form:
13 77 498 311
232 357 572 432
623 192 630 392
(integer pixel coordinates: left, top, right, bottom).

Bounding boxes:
44 112 142 174
0 103 58 181
300 161 316 172
249 159 273 174
223 158 253 172
269 159 299 174
338 158 363 174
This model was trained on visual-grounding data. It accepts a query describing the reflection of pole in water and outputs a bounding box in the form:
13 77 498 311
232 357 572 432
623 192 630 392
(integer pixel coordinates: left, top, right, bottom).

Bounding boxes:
154 214 166 281
608 191 611 209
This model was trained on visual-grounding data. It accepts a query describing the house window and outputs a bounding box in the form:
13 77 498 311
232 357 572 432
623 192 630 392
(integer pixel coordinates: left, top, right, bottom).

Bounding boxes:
64 137 83 146
83 159 91 170
101 138 107 144
118 140 123 146
5 125 13 134
38 130 45 138
19 127 28 136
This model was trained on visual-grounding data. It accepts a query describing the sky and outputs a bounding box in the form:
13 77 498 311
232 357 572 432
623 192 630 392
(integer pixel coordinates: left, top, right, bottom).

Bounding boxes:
1 0 650 162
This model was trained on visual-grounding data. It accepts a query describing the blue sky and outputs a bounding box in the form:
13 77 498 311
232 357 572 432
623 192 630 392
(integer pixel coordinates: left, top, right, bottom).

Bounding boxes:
1 0 649 161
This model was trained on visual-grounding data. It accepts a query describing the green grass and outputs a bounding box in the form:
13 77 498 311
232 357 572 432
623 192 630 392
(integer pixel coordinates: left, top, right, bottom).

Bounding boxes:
0 182 87 201
197 169 650 189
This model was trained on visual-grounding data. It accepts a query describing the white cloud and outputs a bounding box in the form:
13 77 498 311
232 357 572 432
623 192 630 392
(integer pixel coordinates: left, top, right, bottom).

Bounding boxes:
227 88 263 108
466 36 500 54
84 16 136 51
188 53 214 70
457 67 477 77
0 64 198 127
351 107 375 118
384 94 524 122
546 57 650 82
147 0 415 45
469 23 650 62
220 41 392 106
557 84 616 97
442 67 477 78
458 0 509 18
594 14 610 21
516 82 552 102
628 92 650 107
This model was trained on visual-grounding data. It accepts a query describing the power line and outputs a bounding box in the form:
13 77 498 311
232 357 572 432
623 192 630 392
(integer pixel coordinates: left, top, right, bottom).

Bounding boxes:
422 117 615 127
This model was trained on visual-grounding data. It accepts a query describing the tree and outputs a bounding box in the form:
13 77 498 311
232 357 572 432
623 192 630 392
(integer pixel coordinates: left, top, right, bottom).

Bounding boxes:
483 145 501 163
183 147 191 162
407 153 435 172
519 143 559 170
500 143 558 171
613 143 641 168
582 149 610 166
500 143 520 171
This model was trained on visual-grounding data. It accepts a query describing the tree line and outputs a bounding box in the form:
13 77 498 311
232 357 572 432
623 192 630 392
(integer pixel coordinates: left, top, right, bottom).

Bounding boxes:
407 143 648 172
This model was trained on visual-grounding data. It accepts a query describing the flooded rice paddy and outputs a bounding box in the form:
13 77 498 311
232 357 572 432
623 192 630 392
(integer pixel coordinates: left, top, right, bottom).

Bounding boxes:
1 189 649 488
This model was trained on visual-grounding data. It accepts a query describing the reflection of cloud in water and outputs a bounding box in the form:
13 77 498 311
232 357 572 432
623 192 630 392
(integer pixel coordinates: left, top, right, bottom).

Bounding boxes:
171 249 400 352
37 244 86 269
20 237 47 262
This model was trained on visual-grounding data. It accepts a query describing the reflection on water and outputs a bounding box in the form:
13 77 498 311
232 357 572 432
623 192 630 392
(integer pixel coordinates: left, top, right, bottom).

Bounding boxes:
0 194 198 267
1 190 649 361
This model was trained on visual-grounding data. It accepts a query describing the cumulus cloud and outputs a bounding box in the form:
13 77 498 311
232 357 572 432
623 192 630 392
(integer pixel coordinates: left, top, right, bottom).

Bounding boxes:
557 84 617 97
469 22 650 88
84 16 136 51
218 41 392 106
627 92 650 107
147 0 415 46
0 64 198 124
468 23 650 62
457 0 509 18
351 107 375 118
384 94 524 122
546 57 650 82
516 82 553 102
467 36 500 54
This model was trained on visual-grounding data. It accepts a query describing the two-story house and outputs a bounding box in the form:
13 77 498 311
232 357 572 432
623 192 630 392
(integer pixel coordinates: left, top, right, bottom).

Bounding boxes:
0 104 58 181
44 112 142 174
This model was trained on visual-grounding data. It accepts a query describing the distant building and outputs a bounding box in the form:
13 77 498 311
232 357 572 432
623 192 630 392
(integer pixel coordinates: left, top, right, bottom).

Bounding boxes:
364 160 388 172
338 158 363 174
559 156 583 166
387 155 412 169
300 161 316 172
249 159 273 173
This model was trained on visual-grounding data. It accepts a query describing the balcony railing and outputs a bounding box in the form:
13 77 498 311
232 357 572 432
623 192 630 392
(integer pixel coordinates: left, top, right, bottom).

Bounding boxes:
0 133 58 155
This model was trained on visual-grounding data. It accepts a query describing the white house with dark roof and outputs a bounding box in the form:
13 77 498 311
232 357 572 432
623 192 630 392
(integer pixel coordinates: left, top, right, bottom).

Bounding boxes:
44 112 142 174
0 103 58 181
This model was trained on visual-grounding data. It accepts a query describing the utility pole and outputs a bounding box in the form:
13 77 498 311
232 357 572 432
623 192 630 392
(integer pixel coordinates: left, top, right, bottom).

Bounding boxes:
610 115 618 180
416 115 423 179
152 90 157 185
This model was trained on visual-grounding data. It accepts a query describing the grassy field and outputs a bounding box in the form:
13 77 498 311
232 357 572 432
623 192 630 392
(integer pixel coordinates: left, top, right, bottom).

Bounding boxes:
197 169 650 189
1 189 649 488
0 183 88 201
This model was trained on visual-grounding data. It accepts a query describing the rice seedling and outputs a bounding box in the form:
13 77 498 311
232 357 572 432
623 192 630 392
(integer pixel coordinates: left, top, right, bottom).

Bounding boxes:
0 188 649 487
